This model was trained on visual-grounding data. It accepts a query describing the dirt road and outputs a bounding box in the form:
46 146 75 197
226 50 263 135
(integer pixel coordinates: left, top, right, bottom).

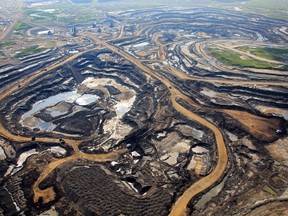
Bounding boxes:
86 33 287 215
0 45 129 204
33 149 127 204
86 34 228 216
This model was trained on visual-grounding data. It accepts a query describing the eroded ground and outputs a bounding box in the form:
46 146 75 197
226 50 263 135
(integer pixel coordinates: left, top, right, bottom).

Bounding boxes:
0 2 288 216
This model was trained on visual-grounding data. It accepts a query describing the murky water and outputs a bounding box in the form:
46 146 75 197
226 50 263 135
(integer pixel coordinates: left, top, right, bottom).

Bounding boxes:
115 96 136 117
21 91 81 120
21 117 57 131
50 110 68 118
195 177 227 209
47 146 67 156
133 42 150 48
200 89 218 97
34 119 57 131
75 94 100 106
11 149 38 175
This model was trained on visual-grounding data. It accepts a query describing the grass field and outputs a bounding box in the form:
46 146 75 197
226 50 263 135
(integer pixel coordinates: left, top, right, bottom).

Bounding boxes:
24 3 102 24
217 0 288 20
22 0 288 25
263 185 277 195
243 0 288 20
15 45 46 58
23 0 213 24
209 48 279 69
45 41 57 48
0 41 16 48
14 22 33 31
95 0 288 20
239 47 288 63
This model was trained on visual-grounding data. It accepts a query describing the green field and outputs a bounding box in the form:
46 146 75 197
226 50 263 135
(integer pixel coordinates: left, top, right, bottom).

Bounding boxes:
213 0 288 20
263 184 277 195
0 41 16 48
239 47 288 63
15 45 46 58
23 0 210 24
241 0 288 20
22 0 288 25
45 41 57 48
14 22 33 31
209 48 279 69
24 4 101 24
281 65 288 71
95 0 288 20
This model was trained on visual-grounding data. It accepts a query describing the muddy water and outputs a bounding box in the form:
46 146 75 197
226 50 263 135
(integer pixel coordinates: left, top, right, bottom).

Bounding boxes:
11 149 38 175
75 94 100 105
21 88 101 131
21 91 81 120
115 96 136 116
195 177 227 209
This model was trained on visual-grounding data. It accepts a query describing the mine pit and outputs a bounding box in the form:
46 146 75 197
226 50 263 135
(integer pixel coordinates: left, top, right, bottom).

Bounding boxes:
0 5 287 216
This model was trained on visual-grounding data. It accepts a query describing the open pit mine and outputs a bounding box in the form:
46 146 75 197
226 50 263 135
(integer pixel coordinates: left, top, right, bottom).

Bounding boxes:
0 5 288 216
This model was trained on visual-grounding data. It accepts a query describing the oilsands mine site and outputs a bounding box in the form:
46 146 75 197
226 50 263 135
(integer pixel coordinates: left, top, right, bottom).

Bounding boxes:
0 0 288 215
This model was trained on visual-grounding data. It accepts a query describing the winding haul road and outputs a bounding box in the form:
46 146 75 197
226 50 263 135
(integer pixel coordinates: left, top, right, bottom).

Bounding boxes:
86 34 228 216
0 0 285 214
0 18 286 214
86 33 288 215
32 148 127 204
0 46 128 204
0 28 285 213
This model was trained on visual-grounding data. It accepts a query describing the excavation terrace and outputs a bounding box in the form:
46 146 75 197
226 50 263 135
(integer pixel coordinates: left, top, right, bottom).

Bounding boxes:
0 6 288 216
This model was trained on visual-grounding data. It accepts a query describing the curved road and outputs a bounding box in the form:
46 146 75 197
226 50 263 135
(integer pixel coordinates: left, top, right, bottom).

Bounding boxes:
0 46 127 204
0 21 285 213
85 32 287 215
169 96 227 216
85 33 228 216
33 149 127 204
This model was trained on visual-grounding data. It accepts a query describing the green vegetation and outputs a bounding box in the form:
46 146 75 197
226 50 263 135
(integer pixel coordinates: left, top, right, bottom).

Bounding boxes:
0 51 5 57
45 41 57 48
95 0 288 20
24 3 100 24
0 41 16 48
263 185 277 195
209 48 278 69
280 65 288 71
241 0 288 20
15 45 46 58
23 0 288 23
24 8 59 23
239 47 288 63
214 0 288 20
21 0 288 26
13 22 33 31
